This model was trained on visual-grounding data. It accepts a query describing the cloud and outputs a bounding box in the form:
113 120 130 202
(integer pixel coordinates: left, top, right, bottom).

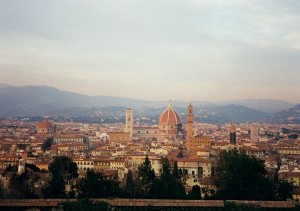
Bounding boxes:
0 0 299 102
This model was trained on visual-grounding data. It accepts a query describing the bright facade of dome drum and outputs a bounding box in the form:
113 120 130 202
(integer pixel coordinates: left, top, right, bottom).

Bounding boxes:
158 101 183 136
37 119 54 134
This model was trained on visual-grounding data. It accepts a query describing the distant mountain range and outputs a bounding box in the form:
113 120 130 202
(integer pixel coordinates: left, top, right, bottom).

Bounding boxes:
213 99 295 114
270 104 300 124
0 84 298 124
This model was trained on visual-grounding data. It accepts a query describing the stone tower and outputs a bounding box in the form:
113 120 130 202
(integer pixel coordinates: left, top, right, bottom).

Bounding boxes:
186 102 194 140
18 159 25 175
230 124 236 144
125 108 133 138
250 126 259 142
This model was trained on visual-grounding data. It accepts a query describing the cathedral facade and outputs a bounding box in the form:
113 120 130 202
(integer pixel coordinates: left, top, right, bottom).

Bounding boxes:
129 102 185 140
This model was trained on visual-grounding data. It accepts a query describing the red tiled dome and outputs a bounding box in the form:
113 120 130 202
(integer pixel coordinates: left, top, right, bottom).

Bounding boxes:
159 102 182 126
38 119 53 129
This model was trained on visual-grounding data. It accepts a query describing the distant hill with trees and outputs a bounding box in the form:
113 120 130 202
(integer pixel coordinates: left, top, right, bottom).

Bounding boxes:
0 84 298 124
270 104 300 124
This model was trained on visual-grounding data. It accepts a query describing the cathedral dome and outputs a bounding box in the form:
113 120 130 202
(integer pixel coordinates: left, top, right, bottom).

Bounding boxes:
158 102 182 126
38 119 53 130
37 119 54 134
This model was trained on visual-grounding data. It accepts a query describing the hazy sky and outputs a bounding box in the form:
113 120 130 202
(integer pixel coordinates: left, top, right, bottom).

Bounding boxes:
0 0 300 102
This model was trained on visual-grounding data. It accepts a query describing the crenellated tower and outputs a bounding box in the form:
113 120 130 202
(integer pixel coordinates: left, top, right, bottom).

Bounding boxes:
230 124 236 144
186 102 194 140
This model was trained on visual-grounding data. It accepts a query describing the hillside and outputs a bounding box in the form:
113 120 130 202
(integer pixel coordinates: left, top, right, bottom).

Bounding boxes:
271 104 300 124
0 84 298 124
214 99 294 114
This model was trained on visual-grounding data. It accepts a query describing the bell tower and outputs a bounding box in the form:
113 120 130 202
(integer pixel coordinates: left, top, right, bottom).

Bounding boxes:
125 108 133 138
230 124 236 144
186 102 194 140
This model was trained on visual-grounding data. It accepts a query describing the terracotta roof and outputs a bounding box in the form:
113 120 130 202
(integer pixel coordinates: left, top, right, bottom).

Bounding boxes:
158 102 182 126
37 120 53 129
133 126 159 129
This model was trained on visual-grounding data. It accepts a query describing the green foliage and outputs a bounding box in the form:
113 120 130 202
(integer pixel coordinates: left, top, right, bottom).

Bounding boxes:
215 149 275 200
5 164 17 172
77 169 120 198
45 156 78 198
62 199 112 211
135 156 186 199
275 179 294 200
8 172 39 199
17 144 26 150
43 173 66 198
138 155 156 197
49 156 78 179
0 180 3 199
42 137 53 151
25 163 40 172
187 185 201 200
123 170 141 198
150 157 186 199
172 161 180 179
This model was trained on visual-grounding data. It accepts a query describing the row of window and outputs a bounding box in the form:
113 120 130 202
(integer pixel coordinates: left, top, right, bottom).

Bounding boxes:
54 139 83 142
137 131 158 134
76 161 94 165
279 150 300 154
76 161 124 166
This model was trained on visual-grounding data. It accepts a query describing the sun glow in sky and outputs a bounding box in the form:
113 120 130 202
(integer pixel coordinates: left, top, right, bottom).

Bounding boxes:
0 0 300 102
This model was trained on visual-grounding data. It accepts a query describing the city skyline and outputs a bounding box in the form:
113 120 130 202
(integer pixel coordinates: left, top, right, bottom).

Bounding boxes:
1 1 300 102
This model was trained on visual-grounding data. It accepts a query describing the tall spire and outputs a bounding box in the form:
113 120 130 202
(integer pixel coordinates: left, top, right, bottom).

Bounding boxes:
186 102 194 140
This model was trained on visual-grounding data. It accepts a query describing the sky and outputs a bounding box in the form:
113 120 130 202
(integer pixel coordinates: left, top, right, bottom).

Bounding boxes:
0 0 300 103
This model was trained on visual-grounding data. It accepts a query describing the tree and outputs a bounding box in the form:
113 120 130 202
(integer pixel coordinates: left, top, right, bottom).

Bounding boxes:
150 157 186 199
187 185 201 200
276 179 294 200
138 155 156 197
123 170 140 198
77 169 120 198
25 163 40 172
48 156 78 180
8 172 39 199
172 161 180 179
42 137 53 151
44 173 66 198
45 156 78 198
273 156 294 201
215 149 275 200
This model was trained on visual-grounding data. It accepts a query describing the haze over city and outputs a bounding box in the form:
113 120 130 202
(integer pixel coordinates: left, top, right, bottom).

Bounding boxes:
1 0 300 102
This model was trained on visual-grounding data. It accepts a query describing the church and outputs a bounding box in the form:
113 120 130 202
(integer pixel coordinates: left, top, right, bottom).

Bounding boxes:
130 102 185 140
110 101 212 147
